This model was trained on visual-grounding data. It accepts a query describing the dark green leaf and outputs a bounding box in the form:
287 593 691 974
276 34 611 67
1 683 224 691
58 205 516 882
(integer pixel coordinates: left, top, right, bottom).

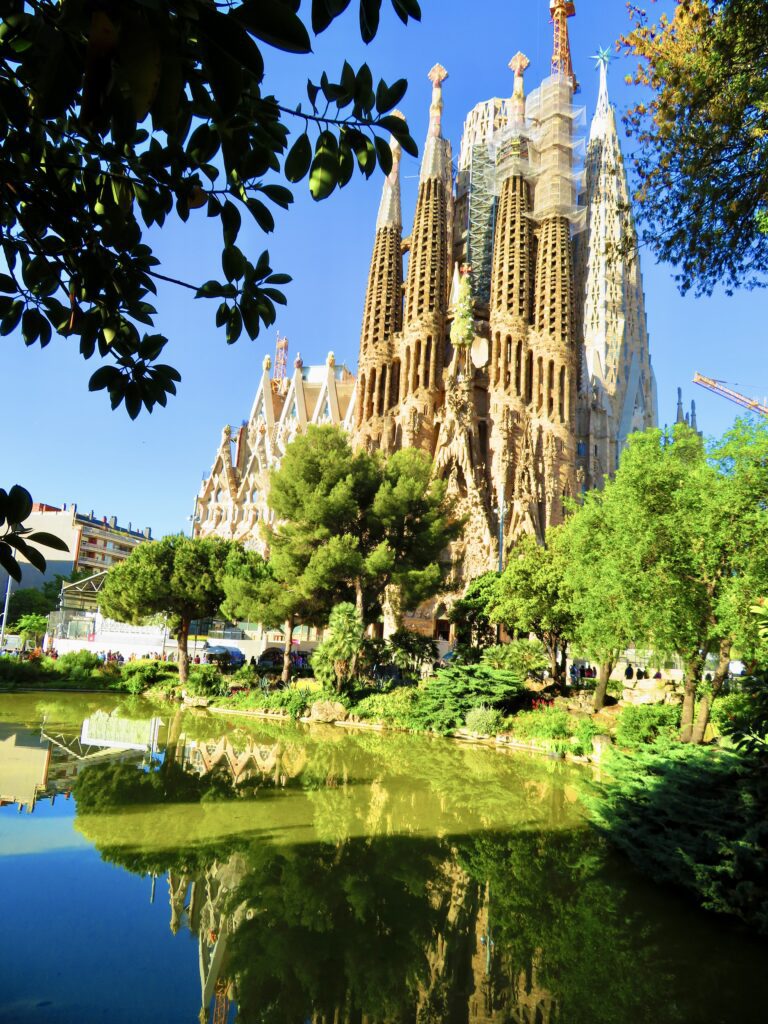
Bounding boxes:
261 184 293 209
26 531 69 552
237 0 312 54
285 133 313 183
227 306 243 344
7 484 33 525
359 0 381 43
89 366 123 392
376 78 408 113
374 135 393 176
309 131 339 201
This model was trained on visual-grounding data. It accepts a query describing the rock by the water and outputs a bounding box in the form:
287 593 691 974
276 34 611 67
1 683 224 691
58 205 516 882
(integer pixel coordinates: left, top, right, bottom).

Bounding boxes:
310 700 348 723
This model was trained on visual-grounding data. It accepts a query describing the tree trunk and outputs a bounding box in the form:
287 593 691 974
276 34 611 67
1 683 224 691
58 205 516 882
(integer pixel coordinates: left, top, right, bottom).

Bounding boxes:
547 639 558 687
680 654 704 742
690 638 731 745
558 642 568 687
177 617 190 685
354 578 364 618
281 615 294 685
593 660 614 711
382 584 402 639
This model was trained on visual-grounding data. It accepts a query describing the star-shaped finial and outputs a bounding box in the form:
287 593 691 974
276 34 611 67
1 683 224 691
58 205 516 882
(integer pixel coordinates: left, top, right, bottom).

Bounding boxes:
428 63 448 85
591 46 612 70
508 52 530 77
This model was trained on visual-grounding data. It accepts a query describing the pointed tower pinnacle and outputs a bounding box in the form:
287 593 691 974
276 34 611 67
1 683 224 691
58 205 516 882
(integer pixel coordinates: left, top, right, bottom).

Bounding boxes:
509 51 530 125
420 64 452 182
359 119 404 358
376 112 404 230
427 64 448 138
676 387 685 424
589 46 613 141
407 64 453 325
550 0 579 92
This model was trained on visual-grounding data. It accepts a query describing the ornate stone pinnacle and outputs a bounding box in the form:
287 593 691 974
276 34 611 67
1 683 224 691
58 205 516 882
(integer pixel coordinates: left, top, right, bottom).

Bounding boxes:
508 52 530 77
262 354 271 371
294 352 303 369
327 351 336 367
428 63 448 85
427 64 448 139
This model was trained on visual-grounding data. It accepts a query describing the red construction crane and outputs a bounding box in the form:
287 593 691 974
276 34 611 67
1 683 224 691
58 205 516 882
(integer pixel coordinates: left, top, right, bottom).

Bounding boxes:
550 0 579 92
693 372 768 418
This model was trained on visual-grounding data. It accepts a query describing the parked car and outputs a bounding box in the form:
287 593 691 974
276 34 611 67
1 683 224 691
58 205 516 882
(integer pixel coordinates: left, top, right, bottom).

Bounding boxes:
204 644 246 669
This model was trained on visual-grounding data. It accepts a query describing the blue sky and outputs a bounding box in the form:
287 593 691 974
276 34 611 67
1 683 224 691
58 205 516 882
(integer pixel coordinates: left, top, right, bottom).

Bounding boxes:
2 0 765 538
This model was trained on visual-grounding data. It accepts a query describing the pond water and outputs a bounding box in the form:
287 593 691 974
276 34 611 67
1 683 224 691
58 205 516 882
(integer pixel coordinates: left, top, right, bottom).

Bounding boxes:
0 693 766 1024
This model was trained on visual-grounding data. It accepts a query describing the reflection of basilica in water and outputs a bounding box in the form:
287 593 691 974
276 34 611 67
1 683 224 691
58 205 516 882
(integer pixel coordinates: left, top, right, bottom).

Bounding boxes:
155 727 562 1024
5 702 752 1023
164 848 558 1024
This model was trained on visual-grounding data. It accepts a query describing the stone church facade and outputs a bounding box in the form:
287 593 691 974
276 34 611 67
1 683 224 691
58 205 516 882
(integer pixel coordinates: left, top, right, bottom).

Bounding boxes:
195 3 656 616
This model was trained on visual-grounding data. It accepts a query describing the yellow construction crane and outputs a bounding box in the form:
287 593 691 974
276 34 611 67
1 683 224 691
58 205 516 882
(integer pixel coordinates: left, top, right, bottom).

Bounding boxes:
693 372 768 418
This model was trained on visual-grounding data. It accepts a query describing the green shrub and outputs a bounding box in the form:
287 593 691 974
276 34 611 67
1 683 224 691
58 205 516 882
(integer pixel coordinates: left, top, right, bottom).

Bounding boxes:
585 743 768 935
0 656 52 685
509 707 571 743
572 717 600 756
387 629 438 677
186 664 225 696
120 659 177 694
482 640 548 679
465 705 504 736
407 662 524 735
710 691 755 731
354 687 420 729
310 603 364 692
264 686 315 719
615 704 681 749
55 650 102 677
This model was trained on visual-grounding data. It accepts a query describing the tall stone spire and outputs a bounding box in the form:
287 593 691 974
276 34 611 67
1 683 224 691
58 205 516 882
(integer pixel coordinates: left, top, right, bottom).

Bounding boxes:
490 54 533 333
356 125 404 429
575 50 657 486
405 64 452 328
359 124 403 356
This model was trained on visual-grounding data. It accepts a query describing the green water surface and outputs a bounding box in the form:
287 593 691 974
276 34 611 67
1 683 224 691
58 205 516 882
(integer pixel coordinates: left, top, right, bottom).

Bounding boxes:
0 693 765 1023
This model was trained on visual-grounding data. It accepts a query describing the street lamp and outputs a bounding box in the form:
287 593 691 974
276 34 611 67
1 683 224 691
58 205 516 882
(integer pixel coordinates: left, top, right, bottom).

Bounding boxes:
0 574 12 651
496 494 506 574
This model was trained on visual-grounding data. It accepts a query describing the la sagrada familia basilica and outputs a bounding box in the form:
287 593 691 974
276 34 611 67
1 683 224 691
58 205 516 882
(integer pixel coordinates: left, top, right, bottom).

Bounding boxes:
194 2 657 593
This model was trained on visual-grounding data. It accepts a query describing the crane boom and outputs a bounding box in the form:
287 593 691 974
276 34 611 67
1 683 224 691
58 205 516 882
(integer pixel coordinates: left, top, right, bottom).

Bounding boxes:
693 372 768 418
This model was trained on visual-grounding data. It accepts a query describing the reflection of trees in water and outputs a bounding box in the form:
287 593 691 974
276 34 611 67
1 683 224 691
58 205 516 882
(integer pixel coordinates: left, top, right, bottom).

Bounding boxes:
72 728 679 1024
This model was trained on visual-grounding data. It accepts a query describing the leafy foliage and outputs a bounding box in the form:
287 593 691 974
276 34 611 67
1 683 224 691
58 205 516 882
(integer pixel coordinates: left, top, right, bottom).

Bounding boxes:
99 534 237 682
622 0 768 294
310 602 365 692
120 658 178 694
386 628 437 677
720 674 768 759
449 571 499 651
586 742 768 934
352 686 420 728
465 705 504 736
508 707 571 743
0 484 68 582
12 613 48 647
481 640 548 679
0 1 419 414
614 704 682 750
408 661 524 735
264 426 457 626
489 527 573 683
